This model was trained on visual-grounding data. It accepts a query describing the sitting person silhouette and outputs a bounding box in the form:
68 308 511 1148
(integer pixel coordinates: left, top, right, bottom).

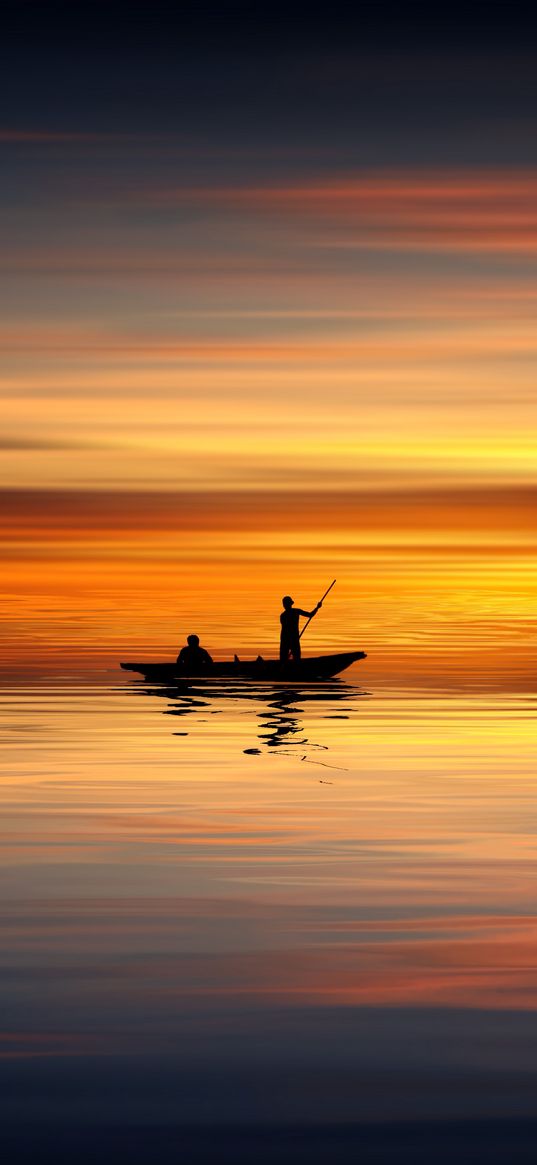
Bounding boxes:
280 595 321 664
176 634 213 674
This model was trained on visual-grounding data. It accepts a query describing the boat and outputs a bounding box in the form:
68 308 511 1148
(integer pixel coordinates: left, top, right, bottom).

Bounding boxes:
120 650 366 683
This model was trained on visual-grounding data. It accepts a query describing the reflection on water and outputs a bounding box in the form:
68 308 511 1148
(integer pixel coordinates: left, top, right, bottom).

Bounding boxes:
135 678 367 761
1 680 537 1162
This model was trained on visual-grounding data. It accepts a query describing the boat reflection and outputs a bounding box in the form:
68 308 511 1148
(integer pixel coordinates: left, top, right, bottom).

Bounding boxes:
124 679 369 759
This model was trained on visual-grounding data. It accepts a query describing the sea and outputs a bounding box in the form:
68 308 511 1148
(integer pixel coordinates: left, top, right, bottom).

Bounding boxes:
2 667 537 1162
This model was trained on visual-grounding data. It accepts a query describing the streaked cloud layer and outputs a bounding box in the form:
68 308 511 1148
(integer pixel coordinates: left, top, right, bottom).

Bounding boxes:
1 3 536 675
2 164 536 493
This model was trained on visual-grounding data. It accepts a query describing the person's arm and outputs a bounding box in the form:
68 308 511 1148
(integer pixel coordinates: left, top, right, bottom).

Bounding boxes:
201 649 213 665
297 603 322 619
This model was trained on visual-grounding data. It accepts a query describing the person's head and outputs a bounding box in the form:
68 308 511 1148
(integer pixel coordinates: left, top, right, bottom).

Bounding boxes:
282 595 294 609
187 634 200 647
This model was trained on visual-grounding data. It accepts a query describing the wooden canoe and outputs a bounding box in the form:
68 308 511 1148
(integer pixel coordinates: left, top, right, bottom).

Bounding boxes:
120 651 366 682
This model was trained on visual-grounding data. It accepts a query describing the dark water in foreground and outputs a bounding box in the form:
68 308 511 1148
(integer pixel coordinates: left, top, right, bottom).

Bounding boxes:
2 677 537 1162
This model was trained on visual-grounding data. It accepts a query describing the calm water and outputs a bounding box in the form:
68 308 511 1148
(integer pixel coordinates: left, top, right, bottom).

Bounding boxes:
2 672 537 1162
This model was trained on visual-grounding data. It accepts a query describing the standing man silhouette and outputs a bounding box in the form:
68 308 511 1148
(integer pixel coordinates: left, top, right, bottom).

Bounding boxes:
279 595 321 664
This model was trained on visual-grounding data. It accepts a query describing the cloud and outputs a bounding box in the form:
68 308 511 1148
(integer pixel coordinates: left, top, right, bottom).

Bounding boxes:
0 130 113 143
149 170 537 254
2 485 536 541
0 436 100 450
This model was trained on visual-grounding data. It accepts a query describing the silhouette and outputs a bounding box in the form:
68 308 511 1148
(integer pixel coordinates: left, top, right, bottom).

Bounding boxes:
280 595 321 664
176 634 213 675
126 676 367 758
122 579 365 681
122 650 366 681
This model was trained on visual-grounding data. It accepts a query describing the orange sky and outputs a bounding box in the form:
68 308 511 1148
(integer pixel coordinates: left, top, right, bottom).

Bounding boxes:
2 167 537 677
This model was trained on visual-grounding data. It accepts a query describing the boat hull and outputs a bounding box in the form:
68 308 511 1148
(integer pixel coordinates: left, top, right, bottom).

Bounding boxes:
120 651 366 682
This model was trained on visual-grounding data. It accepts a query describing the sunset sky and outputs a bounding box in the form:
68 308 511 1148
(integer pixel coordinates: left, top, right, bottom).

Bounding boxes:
2 3 536 678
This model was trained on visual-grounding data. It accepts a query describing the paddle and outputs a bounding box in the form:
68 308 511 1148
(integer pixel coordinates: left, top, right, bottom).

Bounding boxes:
299 579 336 640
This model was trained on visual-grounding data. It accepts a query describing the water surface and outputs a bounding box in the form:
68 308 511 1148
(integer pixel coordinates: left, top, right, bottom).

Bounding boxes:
2 675 537 1161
